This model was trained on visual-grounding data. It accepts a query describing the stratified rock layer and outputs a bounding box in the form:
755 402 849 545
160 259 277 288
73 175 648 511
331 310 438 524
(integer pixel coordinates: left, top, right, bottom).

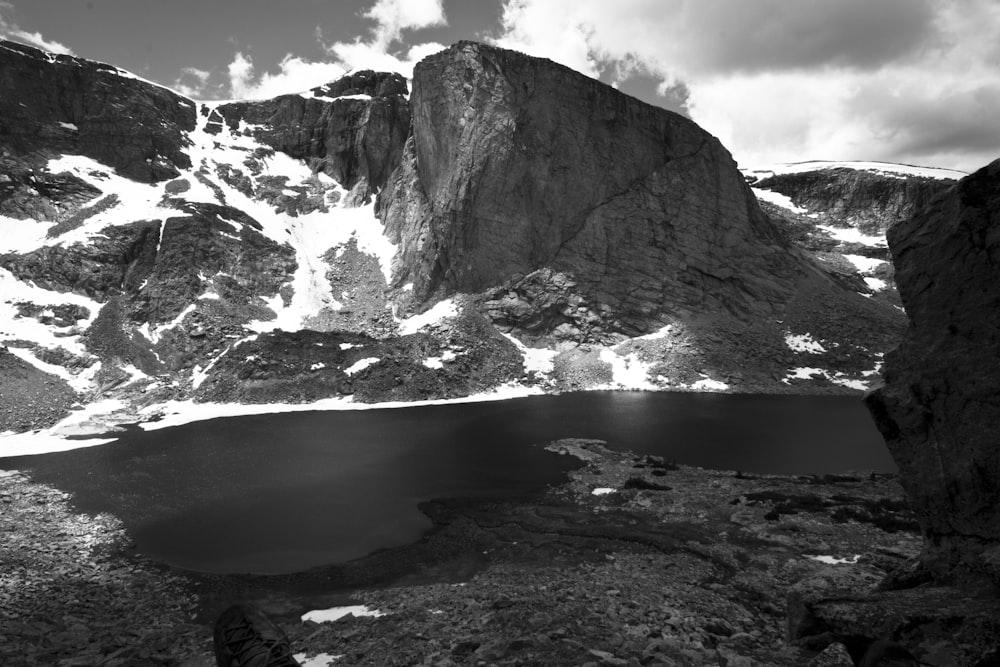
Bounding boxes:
866 158 1000 582
379 42 812 335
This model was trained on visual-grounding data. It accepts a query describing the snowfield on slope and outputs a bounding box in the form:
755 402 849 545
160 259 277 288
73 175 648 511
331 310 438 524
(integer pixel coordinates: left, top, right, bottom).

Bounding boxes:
743 160 967 181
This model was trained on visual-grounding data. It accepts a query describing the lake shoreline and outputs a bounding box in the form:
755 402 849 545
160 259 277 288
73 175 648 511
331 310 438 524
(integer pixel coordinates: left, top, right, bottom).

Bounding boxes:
7 439 964 666
1 384 867 461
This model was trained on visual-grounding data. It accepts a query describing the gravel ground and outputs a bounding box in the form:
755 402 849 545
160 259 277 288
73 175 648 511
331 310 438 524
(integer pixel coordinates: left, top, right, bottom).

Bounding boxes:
2 440 933 666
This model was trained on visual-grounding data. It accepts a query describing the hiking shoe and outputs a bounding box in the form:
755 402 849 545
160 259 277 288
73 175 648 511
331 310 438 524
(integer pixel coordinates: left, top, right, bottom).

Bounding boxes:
214 604 301 667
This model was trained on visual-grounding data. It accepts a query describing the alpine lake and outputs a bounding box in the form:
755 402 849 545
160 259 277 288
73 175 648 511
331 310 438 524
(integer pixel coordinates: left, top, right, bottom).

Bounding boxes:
1 391 891 575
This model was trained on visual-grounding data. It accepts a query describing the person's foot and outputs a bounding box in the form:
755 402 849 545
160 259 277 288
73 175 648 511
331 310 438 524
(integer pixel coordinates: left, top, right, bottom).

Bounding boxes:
214 604 301 667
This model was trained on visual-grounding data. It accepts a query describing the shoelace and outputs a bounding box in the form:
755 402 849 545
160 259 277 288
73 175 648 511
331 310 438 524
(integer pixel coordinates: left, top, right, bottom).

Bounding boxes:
221 618 298 667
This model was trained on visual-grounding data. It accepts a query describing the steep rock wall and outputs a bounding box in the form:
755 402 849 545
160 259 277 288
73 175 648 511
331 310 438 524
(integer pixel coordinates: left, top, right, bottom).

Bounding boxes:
379 42 814 335
866 159 1000 583
0 40 195 182
754 168 954 235
208 71 410 201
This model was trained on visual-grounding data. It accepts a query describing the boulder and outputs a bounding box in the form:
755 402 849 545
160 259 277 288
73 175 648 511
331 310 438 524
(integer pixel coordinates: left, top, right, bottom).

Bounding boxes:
866 158 1000 583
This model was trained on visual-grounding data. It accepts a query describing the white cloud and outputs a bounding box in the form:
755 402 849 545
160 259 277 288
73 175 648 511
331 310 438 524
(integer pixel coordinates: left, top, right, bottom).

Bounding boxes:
492 0 1000 172
227 51 347 100
0 2 74 55
326 39 445 79
227 51 256 99
173 66 214 99
363 0 446 47
224 0 447 100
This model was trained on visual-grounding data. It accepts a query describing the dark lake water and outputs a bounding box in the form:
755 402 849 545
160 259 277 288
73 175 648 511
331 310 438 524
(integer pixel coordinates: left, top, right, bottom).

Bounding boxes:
1 391 892 575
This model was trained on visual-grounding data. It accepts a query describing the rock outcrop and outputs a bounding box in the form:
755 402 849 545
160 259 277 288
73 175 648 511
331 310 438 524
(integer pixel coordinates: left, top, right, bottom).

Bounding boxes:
0 40 195 182
207 71 410 202
866 159 1000 583
379 42 815 336
751 167 955 236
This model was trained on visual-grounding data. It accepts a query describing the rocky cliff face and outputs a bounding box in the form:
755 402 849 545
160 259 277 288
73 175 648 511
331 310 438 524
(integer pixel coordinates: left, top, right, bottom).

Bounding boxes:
0 41 195 183
745 163 964 312
749 165 956 235
380 42 806 336
866 159 1000 584
207 71 410 203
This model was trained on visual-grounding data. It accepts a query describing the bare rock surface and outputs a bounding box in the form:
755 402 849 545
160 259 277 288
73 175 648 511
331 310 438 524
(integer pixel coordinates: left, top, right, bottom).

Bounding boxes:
866 159 1000 583
753 167 955 236
208 71 410 201
0 346 78 432
381 42 813 335
0 40 195 182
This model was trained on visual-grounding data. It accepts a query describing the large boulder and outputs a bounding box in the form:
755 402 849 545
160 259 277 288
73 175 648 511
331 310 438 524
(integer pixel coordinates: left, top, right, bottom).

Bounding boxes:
378 42 817 336
866 158 1000 583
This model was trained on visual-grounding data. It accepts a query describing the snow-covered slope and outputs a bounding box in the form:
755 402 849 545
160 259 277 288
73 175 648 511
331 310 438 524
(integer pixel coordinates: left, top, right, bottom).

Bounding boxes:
743 160 967 182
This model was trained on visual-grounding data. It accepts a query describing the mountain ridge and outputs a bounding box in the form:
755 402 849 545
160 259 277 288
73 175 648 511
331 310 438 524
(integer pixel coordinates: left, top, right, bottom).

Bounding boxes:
0 38 919 437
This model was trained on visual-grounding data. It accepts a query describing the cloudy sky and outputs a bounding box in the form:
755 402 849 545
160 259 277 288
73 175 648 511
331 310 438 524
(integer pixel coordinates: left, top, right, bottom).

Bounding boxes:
1 0 998 172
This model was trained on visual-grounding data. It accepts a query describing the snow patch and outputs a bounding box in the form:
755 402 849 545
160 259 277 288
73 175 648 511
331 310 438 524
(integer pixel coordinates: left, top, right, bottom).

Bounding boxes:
806 554 861 565
864 277 888 291
592 488 617 496
843 254 885 273
751 187 808 214
0 399 127 458
500 332 557 376
397 299 458 335
422 350 456 369
294 652 343 666
783 367 868 390
599 349 657 390
744 160 966 181
818 225 886 247
785 333 826 354
344 357 379 376
301 605 384 624
690 376 729 392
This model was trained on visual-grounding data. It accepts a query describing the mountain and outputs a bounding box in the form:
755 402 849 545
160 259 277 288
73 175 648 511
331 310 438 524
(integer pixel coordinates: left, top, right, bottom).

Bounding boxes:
0 39 912 434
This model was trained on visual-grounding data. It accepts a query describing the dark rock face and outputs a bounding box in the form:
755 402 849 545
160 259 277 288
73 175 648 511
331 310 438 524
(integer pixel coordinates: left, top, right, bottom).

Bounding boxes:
0 40 195 182
753 168 954 236
866 159 1000 583
197 308 523 404
207 72 410 201
379 42 810 335
0 346 78 431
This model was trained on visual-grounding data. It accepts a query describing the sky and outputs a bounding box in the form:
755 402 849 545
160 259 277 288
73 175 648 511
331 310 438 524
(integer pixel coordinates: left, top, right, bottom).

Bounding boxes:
1 0 998 172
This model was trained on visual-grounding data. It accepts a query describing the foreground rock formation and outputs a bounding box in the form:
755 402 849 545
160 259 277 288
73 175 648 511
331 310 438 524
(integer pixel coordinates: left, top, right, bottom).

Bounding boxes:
7 440 998 664
866 159 1000 584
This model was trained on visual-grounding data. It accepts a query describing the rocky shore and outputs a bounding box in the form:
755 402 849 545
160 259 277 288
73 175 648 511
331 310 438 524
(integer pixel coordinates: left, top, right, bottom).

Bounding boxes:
3 440 996 666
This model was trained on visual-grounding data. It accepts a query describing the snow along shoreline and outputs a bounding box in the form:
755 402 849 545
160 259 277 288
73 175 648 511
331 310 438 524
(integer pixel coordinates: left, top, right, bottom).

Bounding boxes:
0 383 551 459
